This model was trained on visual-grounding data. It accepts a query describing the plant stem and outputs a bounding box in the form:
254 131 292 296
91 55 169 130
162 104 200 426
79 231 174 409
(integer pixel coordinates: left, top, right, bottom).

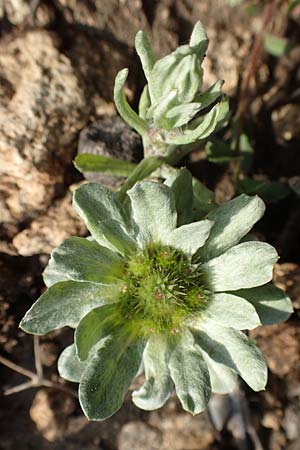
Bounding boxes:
0 338 78 399
118 156 164 201
34 335 43 380
0 354 36 380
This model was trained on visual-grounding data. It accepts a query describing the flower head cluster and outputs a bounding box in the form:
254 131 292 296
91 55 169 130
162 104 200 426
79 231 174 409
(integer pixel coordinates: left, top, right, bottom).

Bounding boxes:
20 169 293 420
114 21 229 162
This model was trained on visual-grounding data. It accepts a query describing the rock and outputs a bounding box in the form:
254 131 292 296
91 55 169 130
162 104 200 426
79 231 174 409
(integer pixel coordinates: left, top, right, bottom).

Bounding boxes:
118 421 163 450
30 389 76 442
0 295 16 352
3 0 31 25
282 404 300 440
0 30 88 233
149 398 214 450
273 263 300 309
262 411 282 431
13 192 87 256
77 117 142 186
56 0 149 48
39 341 58 367
250 321 300 378
269 430 287 450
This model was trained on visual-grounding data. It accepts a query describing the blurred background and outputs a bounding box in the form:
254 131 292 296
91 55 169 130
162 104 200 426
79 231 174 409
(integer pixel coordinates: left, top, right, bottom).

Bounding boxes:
0 1 299 449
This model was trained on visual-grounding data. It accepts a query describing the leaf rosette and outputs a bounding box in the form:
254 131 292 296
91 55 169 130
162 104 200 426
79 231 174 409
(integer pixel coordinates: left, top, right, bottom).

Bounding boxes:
114 21 229 163
20 170 293 420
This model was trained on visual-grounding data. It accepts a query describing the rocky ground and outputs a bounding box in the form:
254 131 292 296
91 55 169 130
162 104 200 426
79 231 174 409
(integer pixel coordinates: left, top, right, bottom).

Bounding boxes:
0 1 300 450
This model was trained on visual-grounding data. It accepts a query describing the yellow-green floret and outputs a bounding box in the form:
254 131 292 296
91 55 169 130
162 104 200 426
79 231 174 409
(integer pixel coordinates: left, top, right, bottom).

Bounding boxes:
116 244 211 337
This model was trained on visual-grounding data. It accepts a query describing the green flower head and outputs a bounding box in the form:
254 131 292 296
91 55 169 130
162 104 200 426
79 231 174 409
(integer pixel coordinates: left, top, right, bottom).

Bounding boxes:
20 170 293 420
114 21 229 163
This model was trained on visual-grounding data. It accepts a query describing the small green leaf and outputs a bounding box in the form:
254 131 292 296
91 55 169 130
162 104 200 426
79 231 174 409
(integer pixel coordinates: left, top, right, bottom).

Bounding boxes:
43 237 124 287
20 281 114 334
264 33 291 58
205 241 278 291
79 335 144 420
118 156 164 202
168 329 211 415
205 139 233 164
114 69 149 136
132 335 173 410
235 284 293 325
58 344 86 383
238 133 254 171
237 178 291 203
74 154 137 177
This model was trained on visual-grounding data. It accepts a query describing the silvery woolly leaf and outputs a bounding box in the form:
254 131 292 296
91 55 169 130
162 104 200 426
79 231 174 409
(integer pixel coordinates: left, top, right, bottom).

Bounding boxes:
199 194 266 261
165 103 219 145
58 344 86 383
148 89 178 130
79 336 144 420
165 102 205 129
209 96 230 135
164 220 213 257
148 21 208 104
164 168 193 226
168 329 211 415
128 181 177 245
43 237 124 287
199 292 261 330
135 30 156 84
113 68 148 136
149 50 203 105
132 335 173 410
193 80 224 109
200 348 238 394
75 304 118 361
235 284 293 325
20 281 114 334
204 241 278 291
138 85 151 119
73 183 137 256
192 321 267 391
189 20 209 50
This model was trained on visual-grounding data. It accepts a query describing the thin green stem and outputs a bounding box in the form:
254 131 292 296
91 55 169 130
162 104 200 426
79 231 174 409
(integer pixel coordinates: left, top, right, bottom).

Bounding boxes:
118 156 164 202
